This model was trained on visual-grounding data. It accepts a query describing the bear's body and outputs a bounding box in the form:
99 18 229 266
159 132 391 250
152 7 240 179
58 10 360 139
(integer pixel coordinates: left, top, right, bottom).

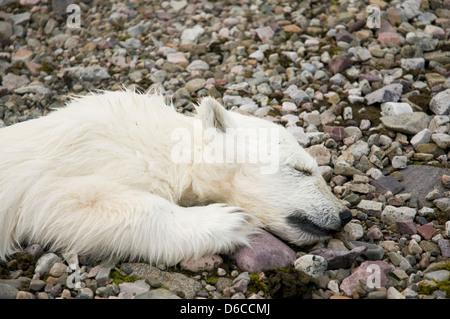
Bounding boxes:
0 91 350 265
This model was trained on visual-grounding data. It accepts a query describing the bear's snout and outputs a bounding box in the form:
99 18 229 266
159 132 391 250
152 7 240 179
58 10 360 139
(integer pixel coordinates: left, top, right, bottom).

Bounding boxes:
339 210 352 226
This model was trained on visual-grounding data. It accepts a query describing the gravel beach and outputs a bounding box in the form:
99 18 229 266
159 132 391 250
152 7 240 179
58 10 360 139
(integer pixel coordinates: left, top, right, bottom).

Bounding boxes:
0 0 449 299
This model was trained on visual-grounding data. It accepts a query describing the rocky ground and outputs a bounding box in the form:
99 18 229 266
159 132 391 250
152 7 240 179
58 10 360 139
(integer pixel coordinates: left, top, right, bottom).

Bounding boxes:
0 0 450 299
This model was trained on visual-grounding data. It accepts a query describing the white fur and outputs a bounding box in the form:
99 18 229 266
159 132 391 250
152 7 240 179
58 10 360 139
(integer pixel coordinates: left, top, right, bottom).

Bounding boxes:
0 91 347 265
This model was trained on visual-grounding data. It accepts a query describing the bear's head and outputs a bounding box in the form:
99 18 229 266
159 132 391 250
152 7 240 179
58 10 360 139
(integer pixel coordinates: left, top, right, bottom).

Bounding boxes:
176 97 352 247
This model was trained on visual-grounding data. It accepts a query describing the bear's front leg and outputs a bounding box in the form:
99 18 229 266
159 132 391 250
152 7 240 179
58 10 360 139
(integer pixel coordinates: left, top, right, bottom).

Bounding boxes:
10 176 258 266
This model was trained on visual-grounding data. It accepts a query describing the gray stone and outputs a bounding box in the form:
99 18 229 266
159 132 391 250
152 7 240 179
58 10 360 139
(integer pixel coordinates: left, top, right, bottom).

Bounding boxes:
186 60 210 72
370 176 404 195
119 38 142 49
35 253 62 275
181 25 205 45
24 244 44 259
392 155 407 169
336 222 364 242
430 89 450 115
118 280 150 299
95 267 111 286
127 22 149 38
2 73 30 89
135 288 182 299
410 129 431 149
294 255 328 278
398 165 449 207
0 283 18 299
401 58 425 70
431 133 450 149
52 0 73 16
0 21 13 40
380 112 430 135
424 270 450 282
349 241 385 260
64 66 110 81
365 84 403 105
122 263 201 299
284 85 312 104
230 230 296 273
180 255 223 272
14 85 52 99
381 205 416 226
357 200 383 217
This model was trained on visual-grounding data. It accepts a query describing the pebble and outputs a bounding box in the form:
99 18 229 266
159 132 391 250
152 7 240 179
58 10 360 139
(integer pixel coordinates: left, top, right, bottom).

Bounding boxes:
294 255 328 278
381 206 417 226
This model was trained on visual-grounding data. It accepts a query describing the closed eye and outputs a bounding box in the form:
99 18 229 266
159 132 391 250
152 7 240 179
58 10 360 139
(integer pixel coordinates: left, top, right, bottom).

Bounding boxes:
293 167 313 176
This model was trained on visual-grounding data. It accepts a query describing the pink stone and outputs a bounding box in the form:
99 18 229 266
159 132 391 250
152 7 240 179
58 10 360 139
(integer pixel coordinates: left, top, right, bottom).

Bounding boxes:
340 261 393 297
377 32 404 45
255 26 274 42
416 224 436 240
438 239 450 258
230 230 296 273
328 56 354 74
166 52 188 67
323 125 345 141
367 227 383 240
12 48 34 62
396 219 417 235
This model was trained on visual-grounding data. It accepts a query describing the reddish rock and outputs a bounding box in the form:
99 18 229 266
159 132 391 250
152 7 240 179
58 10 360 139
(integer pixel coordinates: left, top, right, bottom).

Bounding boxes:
230 230 296 273
328 56 354 74
335 29 355 43
387 197 404 207
340 261 393 297
323 125 345 141
416 224 436 240
396 219 417 235
377 32 404 45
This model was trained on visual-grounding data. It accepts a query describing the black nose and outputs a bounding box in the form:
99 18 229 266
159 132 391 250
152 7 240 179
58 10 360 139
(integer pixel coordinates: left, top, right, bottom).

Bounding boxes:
339 210 352 225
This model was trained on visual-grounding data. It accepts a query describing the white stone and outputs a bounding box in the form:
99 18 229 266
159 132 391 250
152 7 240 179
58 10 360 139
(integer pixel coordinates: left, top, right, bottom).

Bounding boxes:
186 60 210 71
430 89 450 115
343 106 353 120
380 102 413 116
431 133 450 149
387 286 406 299
181 25 205 45
391 155 407 169
381 205 416 226
294 255 327 278
249 50 265 61
446 221 450 237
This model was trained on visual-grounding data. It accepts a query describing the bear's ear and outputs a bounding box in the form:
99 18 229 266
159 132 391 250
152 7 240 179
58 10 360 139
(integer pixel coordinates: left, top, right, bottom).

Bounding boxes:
196 97 235 132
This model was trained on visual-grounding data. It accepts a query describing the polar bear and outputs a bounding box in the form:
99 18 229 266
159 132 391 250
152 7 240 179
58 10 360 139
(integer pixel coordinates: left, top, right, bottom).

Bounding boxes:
0 91 351 265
